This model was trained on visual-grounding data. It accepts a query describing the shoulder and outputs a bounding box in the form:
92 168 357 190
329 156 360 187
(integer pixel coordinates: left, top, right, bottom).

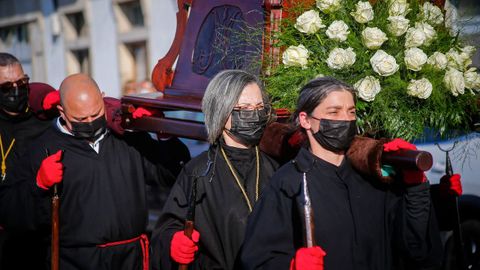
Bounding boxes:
259 150 280 171
182 151 210 175
31 124 61 148
268 160 302 197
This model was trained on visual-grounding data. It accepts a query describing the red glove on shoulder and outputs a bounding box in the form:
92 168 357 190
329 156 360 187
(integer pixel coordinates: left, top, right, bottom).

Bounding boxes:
289 246 326 270
440 173 462 197
36 150 63 190
132 107 153 119
42 91 60 110
383 138 427 185
170 229 200 264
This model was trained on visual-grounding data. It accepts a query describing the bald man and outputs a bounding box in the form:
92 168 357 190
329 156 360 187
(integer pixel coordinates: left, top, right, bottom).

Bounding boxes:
5 73 175 270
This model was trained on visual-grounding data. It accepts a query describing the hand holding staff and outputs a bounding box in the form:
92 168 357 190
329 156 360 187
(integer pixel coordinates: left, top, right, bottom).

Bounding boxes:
38 149 63 270
177 177 199 270
174 160 211 269
437 143 467 270
289 171 325 270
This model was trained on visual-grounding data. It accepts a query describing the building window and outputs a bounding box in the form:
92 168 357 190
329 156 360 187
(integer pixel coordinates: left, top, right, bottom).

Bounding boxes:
67 49 90 75
120 0 144 27
115 0 145 33
0 23 34 78
64 11 88 40
119 41 151 94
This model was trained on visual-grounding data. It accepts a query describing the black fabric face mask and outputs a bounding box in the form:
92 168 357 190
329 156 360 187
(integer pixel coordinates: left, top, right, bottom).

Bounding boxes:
0 83 29 113
69 115 107 141
312 118 357 152
228 108 269 146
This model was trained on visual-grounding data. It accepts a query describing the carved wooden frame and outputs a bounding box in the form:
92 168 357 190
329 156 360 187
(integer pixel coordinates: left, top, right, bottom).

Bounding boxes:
151 0 193 92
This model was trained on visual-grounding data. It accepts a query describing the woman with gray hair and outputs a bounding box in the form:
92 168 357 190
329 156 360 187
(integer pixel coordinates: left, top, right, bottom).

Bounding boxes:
151 69 278 270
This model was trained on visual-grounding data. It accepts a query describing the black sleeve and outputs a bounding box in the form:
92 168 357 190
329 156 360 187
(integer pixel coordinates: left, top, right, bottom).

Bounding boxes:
124 132 191 178
0 145 51 231
394 182 443 269
240 182 296 270
150 169 190 270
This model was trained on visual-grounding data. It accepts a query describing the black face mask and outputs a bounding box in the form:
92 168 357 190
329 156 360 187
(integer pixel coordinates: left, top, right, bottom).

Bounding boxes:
69 115 107 141
228 108 269 146
0 83 29 113
312 118 357 152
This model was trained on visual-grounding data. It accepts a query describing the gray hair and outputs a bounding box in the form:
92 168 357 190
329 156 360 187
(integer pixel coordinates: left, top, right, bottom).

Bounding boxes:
202 69 266 144
0 53 20 67
292 76 356 129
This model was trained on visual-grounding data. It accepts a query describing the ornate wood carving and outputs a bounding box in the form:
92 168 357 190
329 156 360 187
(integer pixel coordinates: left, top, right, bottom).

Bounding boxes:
151 0 193 92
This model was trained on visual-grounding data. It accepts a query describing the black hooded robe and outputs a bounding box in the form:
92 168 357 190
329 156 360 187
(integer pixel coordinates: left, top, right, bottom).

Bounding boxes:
0 110 53 270
151 142 278 270
240 147 443 270
2 124 175 270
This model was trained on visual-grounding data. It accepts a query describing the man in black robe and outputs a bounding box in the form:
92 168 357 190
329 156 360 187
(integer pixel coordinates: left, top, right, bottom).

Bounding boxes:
240 77 442 270
4 73 175 269
0 53 60 270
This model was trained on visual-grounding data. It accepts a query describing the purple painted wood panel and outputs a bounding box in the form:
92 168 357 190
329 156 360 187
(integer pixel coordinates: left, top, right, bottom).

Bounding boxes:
165 0 263 98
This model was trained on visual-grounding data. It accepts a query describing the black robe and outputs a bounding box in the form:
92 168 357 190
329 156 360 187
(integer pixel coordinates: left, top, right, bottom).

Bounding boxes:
2 123 175 270
0 110 52 270
240 147 443 270
151 142 278 270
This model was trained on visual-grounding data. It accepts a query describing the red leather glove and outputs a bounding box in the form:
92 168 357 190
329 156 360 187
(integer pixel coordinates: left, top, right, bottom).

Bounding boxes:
42 91 60 110
132 107 153 119
289 246 326 270
440 173 462 197
383 138 427 185
36 150 63 190
170 230 200 264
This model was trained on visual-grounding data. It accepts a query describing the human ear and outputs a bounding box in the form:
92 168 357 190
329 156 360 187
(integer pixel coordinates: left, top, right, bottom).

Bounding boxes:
298 111 311 130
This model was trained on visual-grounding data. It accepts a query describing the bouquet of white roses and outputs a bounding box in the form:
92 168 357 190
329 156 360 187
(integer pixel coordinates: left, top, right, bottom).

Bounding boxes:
266 0 479 140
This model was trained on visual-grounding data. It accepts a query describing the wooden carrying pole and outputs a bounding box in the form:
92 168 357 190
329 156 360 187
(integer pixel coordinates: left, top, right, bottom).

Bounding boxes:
179 176 198 270
382 149 433 172
46 149 59 270
51 184 60 270
302 172 316 248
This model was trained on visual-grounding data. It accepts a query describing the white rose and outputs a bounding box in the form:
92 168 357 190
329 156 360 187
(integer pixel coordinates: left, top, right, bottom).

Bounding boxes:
405 48 428 71
370 50 399 77
407 78 433 99
446 48 471 71
294 10 326 34
354 76 381 102
444 0 458 36
446 48 463 70
444 68 465 96
327 47 356 70
405 27 426 48
464 67 480 91
461 46 476 58
427 52 448 70
421 2 444 26
415 22 436 46
389 2 409 16
316 0 342 13
326 20 350 42
282 44 310 69
387 16 410 37
362 27 388 50
351 1 374 24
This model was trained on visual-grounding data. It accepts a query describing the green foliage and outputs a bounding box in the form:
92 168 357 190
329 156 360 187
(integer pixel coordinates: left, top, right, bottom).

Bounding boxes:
263 0 479 141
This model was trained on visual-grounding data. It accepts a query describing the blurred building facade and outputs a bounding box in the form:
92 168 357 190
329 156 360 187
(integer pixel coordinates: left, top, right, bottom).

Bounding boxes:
0 0 177 97
0 0 478 97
